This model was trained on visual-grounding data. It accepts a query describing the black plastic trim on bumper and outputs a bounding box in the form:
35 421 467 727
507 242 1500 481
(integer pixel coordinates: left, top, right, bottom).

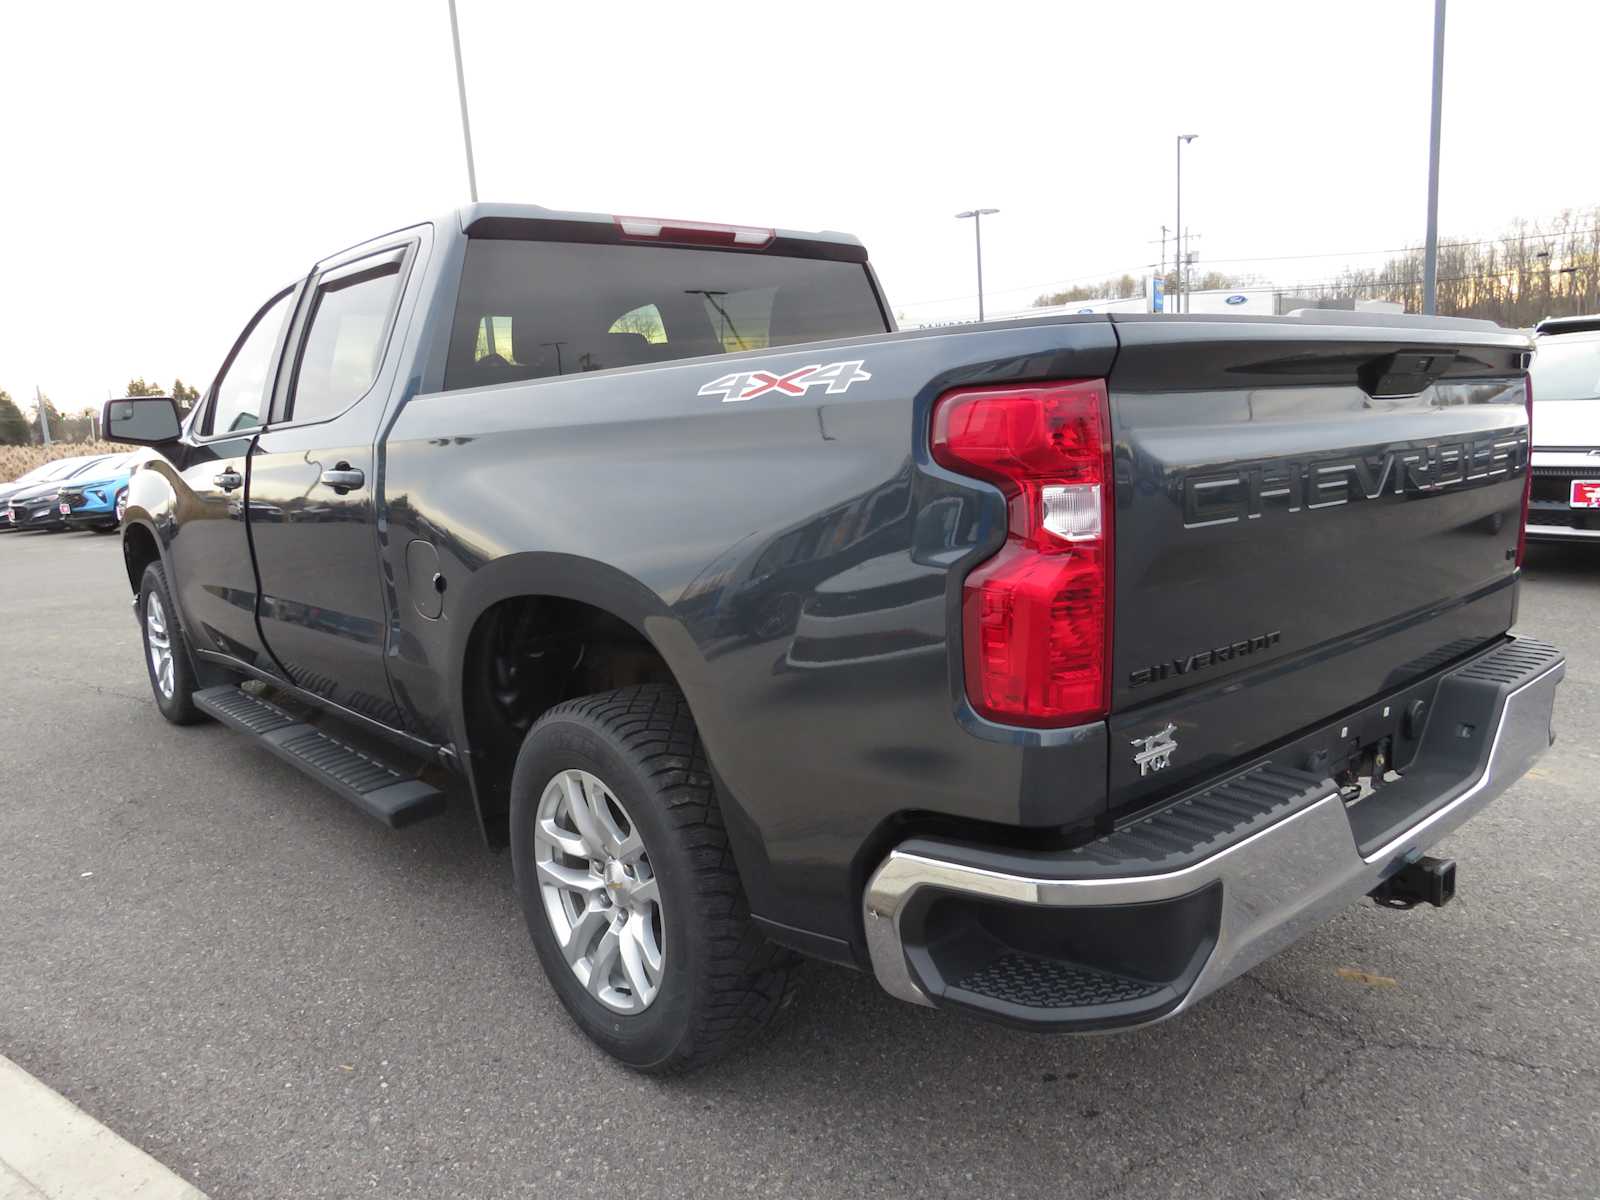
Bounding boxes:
864 636 1564 1031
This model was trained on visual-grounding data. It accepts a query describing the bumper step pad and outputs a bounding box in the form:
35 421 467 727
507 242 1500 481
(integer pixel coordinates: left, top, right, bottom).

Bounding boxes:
194 685 444 829
1065 764 1331 877
956 955 1162 1009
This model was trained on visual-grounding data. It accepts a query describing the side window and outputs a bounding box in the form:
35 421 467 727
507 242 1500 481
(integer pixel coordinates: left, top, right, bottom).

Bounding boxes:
287 257 404 424
206 289 293 436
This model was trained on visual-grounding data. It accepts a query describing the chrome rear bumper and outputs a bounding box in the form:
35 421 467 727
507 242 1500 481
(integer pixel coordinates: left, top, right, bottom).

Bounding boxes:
1526 523 1600 542
864 640 1564 1026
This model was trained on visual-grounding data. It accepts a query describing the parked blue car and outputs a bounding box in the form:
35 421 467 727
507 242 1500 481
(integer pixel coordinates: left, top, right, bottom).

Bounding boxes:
1 455 116 533
60 452 144 532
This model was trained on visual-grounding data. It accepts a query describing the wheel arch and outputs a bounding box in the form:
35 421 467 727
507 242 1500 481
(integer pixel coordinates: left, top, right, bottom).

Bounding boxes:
447 552 723 850
120 518 164 596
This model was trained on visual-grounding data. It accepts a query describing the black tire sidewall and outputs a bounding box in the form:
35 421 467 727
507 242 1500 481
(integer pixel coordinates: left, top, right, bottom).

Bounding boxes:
509 712 702 1070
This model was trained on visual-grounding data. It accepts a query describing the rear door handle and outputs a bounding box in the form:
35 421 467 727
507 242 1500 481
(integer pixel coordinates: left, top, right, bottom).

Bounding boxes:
214 468 243 492
320 465 365 493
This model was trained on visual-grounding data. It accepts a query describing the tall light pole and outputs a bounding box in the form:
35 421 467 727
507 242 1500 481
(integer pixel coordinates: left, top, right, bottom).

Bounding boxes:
955 208 999 321
1422 0 1446 314
1175 134 1198 314
447 0 479 203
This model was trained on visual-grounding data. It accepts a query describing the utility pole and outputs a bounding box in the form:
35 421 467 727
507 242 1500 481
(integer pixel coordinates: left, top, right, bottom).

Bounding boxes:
1176 134 1198 316
447 0 479 203
955 208 1000 321
1422 0 1446 314
1185 238 1198 313
1158 224 1169 278
36 386 50 446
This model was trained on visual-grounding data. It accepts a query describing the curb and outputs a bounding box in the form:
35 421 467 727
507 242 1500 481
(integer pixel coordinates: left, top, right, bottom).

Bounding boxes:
0 1054 207 1200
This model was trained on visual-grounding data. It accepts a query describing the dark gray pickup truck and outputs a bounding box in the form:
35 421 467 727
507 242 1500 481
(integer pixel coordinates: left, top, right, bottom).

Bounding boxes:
104 204 1562 1072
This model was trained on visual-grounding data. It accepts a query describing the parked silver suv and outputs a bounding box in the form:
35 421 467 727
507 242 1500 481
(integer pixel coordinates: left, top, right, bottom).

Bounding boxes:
1528 316 1600 542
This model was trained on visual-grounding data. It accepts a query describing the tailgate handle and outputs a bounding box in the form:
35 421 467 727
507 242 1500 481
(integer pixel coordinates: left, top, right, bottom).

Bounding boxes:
1359 350 1457 398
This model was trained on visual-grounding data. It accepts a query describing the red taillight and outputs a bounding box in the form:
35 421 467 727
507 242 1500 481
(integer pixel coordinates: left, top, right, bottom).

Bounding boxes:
931 380 1113 727
614 215 775 249
1518 372 1533 568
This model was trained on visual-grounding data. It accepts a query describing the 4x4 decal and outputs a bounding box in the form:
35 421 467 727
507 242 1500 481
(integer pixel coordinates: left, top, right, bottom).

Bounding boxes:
699 359 871 403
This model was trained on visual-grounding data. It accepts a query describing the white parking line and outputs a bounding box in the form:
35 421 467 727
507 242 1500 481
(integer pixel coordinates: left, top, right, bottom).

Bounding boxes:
0 1055 206 1200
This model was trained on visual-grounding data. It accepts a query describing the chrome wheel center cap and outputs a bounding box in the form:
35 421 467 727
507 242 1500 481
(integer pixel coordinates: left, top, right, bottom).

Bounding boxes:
603 858 631 900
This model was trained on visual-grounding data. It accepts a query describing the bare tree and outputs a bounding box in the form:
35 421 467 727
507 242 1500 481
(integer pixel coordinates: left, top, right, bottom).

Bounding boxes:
1312 207 1600 325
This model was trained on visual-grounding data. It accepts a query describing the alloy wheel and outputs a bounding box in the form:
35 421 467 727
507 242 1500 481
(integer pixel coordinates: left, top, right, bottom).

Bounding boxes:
145 592 176 700
533 768 664 1013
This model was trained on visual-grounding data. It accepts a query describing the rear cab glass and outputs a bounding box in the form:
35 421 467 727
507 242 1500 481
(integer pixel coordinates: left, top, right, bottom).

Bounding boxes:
443 240 888 391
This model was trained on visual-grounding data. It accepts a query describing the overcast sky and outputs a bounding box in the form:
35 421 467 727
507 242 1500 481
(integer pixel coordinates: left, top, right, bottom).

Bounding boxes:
3 0 1597 413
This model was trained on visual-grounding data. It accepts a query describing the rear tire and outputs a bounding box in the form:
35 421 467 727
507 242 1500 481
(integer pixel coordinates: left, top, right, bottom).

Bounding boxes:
509 684 797 1073
138 561 204 725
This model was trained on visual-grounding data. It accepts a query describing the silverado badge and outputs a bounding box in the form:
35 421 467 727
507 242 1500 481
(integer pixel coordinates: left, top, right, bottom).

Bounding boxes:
1131 724 1179 777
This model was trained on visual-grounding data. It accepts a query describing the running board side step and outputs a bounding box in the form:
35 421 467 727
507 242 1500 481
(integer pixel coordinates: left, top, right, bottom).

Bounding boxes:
193 685 444 828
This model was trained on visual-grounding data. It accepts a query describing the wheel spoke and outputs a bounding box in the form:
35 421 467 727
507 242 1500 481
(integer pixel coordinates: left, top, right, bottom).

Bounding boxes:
580 775 629 855
563 901 609 966
587 926 621 997
626 875 659 908
560 773 609 857
535 816 589 861
613 829 644 864
618 915 654 1000
536 858 603 896
626 910 663 976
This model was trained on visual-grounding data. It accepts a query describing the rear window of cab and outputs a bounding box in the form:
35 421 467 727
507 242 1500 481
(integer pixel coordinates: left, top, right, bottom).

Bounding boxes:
443 240 887 391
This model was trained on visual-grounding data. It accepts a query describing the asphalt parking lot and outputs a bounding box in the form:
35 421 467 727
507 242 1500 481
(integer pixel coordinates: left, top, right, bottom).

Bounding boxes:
1 530 1597 1200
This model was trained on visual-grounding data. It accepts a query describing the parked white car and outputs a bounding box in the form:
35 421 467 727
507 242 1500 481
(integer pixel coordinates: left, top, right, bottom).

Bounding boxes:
1527 316 1600 542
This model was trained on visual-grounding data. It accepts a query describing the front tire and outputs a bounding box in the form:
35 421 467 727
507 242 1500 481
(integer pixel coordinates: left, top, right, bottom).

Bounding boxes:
509 685 797 1073
138 561 204 725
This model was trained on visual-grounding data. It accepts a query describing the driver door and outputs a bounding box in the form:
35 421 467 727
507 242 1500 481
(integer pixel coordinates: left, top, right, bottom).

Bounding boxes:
165 283 301 673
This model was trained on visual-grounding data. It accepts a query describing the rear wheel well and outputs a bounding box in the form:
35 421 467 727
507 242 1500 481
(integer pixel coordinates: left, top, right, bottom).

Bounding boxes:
462 595 679 846
122 522 160 594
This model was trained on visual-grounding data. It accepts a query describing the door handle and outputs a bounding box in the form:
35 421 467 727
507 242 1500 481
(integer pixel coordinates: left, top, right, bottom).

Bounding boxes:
214 468 243 492
320 465 365 493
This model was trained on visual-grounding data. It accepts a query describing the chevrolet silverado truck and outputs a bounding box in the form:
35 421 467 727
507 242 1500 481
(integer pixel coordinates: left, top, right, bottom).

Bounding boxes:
103 204 1561 1073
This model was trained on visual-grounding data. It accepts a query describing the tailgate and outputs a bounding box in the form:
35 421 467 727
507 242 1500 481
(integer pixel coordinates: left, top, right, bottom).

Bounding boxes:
1106 315 1531 813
